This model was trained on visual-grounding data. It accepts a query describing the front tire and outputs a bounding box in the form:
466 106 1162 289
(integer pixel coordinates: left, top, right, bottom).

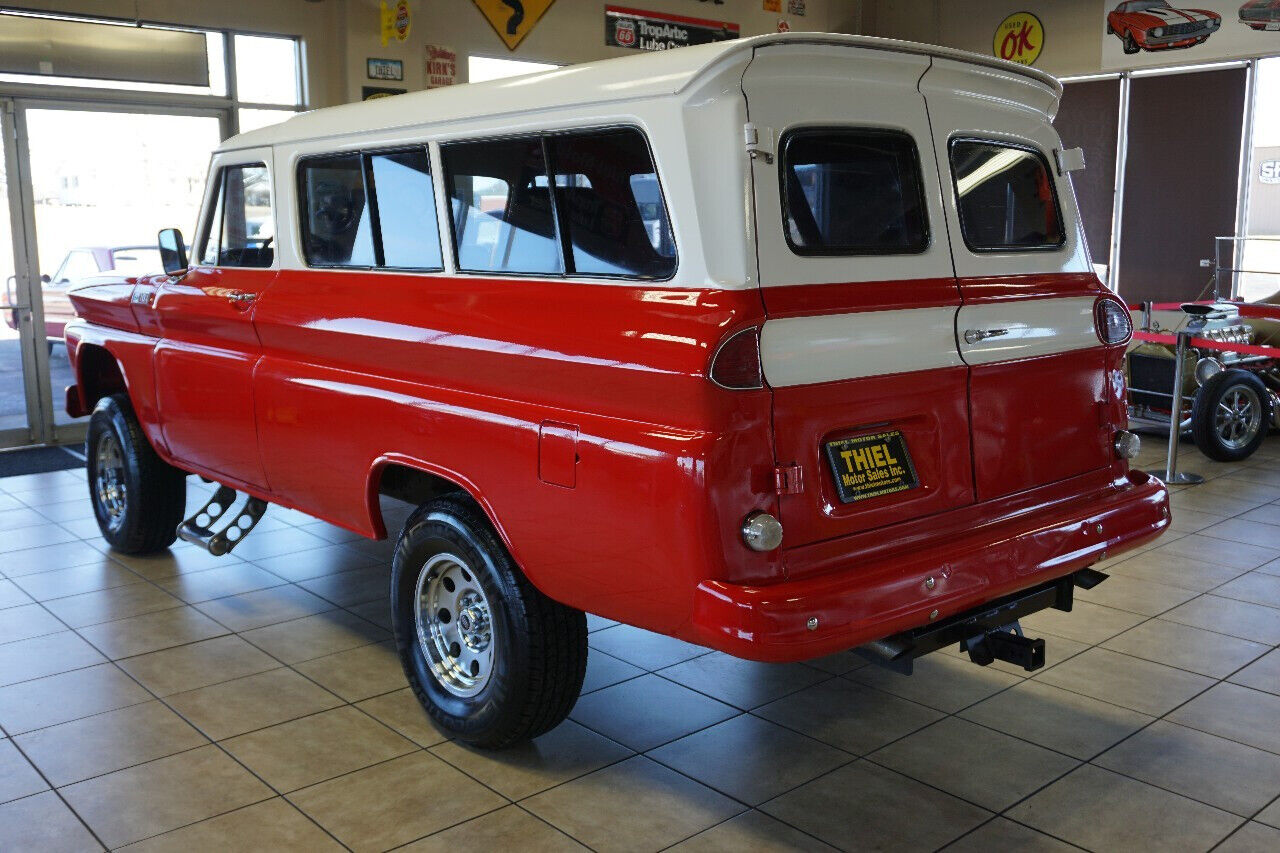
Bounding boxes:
1191 370 1271 462
86 394 186 553
390 495 587 748
1124 32 1140 54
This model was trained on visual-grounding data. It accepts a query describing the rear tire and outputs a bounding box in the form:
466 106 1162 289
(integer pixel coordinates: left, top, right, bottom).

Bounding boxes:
1191 370 1271 462
86 394 186 553
390 495 587 748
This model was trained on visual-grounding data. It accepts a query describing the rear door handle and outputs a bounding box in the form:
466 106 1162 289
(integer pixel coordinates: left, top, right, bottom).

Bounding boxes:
964 328 1009 345
228 291 258 309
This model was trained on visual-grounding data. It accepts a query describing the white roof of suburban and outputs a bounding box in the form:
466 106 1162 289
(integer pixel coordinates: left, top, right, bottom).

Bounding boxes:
224 32 1061 151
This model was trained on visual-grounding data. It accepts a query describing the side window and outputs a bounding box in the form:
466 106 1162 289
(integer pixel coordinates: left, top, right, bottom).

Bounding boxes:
547 129 677 278
442 137 562 275
369 150 443 270
949 139 1065 252
198 164 275 268
780 129 929 256
298 155 375 267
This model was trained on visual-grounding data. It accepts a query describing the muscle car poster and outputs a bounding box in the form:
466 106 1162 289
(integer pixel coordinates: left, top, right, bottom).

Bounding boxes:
1102 1 1280 69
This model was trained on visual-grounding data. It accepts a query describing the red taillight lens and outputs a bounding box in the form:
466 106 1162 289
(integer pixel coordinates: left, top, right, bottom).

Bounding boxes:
1095 297 1132 345
709 327 764 390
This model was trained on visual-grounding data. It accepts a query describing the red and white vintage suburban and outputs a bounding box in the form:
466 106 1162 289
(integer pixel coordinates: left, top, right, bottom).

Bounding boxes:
62 34 1170 747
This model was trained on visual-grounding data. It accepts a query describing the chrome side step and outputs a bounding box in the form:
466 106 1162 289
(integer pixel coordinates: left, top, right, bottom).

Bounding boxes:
176 485 269 556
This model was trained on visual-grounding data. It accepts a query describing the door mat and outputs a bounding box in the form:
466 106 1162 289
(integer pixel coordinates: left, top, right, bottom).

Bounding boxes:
0 446 84 478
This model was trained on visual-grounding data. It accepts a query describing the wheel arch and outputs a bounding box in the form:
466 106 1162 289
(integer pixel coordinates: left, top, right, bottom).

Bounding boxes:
365 455 516 554
70 342 128 418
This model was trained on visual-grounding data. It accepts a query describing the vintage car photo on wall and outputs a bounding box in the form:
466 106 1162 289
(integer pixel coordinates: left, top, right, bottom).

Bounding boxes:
1107 1 1223 52
1240 0 1280 30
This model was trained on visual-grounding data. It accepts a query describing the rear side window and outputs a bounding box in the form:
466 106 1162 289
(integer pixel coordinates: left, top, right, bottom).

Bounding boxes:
298 155 375 267
200 164 275 268
949 139 1064 252
370 150 443 269
780 129 929 256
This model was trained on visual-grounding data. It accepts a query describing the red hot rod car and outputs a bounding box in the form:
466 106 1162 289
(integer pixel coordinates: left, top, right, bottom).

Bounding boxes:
1240 0 1280 30
1108 1 1222 52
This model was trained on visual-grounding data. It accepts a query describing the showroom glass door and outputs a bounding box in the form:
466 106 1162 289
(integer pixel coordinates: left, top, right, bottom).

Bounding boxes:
0 101 224 448
0 98 43 446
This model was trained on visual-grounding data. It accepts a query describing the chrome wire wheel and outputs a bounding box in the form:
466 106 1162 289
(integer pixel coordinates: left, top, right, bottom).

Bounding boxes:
1214 385 1262 451
93 430 128 533
414 553 494 698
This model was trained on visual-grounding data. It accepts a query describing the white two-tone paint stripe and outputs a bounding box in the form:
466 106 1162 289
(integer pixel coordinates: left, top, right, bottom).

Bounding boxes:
759 296 1100 388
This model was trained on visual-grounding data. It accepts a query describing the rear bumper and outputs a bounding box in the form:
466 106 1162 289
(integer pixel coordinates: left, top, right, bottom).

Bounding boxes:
688 470 1169 662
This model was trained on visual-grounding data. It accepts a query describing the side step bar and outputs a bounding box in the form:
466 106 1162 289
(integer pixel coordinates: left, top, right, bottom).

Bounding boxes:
176 485 269 556
855 567 1108 675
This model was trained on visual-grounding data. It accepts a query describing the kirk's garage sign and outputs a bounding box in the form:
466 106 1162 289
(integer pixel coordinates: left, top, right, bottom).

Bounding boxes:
605 6 740 51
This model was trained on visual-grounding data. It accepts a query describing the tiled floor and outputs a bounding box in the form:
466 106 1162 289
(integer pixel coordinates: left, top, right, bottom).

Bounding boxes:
1 437 1279 851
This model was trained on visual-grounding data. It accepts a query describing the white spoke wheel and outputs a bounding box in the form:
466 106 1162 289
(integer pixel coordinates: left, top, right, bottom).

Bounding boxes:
390 495 588 749
1191 370 1272 463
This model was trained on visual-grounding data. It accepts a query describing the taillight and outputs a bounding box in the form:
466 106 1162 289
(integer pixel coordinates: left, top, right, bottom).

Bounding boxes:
709 327 764 390
1095 297 1132 345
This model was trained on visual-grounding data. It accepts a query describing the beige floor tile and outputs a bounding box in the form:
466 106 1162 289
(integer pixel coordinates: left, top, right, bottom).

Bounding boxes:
569 674 738 752
0 739 48 803
1033 647 1214 716
0 506 55 532
761 760 989 851
871 716 1078 812
847 652 1023 714
581 648 643 694
1154 533 1279 571
960 680 1153 760
0 662 150 735
0 790 102 852
669 809 835 852
250 544 379 583
801 649 870 675
401 805 585 852
1102 618 1270 678
222 705 415 792
0 630 105 687
1095 719 1280 816
77 605 228 659
166 667 343 741
193 584 334 632
939 817 1076 852
587 624 709 670
525 755 743 853
1240 504 1280 527
1169 490 1266 519
113 548 246 581
0 601 64 644
1169 682 1280 754
296 520 365 545
118 635 278 696
754 677 944 756
292 639 404 702
0 522 79 552
1216 822 1280 853
649 714 850 806
1216 571 1280 609
61 744 273 848
57 517 109 540
0 578 32 609
1230 647 1280 695
1163 594 1280 644
42 583 183 630
1076 572 1201 615
117 797 343 852
1201 518 1280 551
225 527 331 562
354 687 449 747
1167 507 1229 534
1259 556 1280 577
1258 798 1280 829
298 565 388 607
289 751 505 853
10 561 140 602
1 540 115 576
1008 764 1241 852
1109 550 1248 592
585 613 618 632
345 600 393 630
14 700 206 787
32 497 97 524
240 609 388 664
155 564 286 605
432 719 631 800
657 652 830 710
1020 600 1145 644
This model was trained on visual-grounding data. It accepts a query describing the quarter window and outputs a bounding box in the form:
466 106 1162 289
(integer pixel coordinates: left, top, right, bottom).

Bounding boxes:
780 129 929 256
949 139 1065 252
199 164 275 268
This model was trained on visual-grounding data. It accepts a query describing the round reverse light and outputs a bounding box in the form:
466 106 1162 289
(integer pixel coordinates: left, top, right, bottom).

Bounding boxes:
1095 297 1133 346
741 511 783 552
1114 430 1141 460
1194 356 1224 386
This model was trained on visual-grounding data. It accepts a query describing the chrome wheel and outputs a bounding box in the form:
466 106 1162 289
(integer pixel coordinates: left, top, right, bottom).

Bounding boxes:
414 553 494 698
93 430 128 532
1214 385 1262 451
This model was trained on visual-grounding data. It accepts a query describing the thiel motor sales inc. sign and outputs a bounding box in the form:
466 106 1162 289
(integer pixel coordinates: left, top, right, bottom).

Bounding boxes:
605 5 740 51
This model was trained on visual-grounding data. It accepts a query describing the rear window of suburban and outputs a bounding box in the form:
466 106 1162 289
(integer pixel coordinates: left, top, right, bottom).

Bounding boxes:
949 139 1065 252
780 128 930 256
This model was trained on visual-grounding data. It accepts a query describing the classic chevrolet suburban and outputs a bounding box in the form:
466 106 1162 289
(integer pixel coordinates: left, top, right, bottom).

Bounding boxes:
63 34 1170 747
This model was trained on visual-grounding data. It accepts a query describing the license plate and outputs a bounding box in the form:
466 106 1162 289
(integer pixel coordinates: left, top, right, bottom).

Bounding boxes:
824 430 920 504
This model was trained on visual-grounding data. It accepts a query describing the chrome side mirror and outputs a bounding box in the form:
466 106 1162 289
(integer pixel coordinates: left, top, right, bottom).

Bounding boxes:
158 228 188 276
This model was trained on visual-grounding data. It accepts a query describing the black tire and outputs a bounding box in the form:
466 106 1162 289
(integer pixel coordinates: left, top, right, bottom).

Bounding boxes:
390 495 587 748
1124 32 1140 53
86 394 187 553
1190 369 1272 462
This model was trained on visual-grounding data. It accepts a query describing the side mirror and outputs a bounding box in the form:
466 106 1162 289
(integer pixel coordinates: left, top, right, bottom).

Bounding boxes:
158 228 188 276
40 274 50 284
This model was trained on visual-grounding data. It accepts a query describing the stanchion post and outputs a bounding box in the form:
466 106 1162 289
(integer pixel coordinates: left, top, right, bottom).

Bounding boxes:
1162 330 1204 485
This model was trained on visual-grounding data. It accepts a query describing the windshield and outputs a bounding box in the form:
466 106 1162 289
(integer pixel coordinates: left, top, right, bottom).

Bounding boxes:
1122 1 1172 11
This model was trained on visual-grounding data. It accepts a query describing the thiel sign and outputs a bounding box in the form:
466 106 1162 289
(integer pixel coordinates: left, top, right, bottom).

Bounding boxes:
605 5 739 51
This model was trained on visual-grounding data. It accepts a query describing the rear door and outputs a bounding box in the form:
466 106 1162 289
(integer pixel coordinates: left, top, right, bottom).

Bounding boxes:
743 43 974 549
920 58 1113 502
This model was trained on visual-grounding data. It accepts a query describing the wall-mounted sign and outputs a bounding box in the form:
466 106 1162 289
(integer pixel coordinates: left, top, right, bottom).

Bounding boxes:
788 0 806 16
367 57 404 80
380 0 412 46
994 11 1044 65
425 44 458 87
605 6 740 51
763 0 781 12
1262 160 1280 185
1101 1 1280 71
777 18 791 32
363 85 407 101
473 0 556 50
